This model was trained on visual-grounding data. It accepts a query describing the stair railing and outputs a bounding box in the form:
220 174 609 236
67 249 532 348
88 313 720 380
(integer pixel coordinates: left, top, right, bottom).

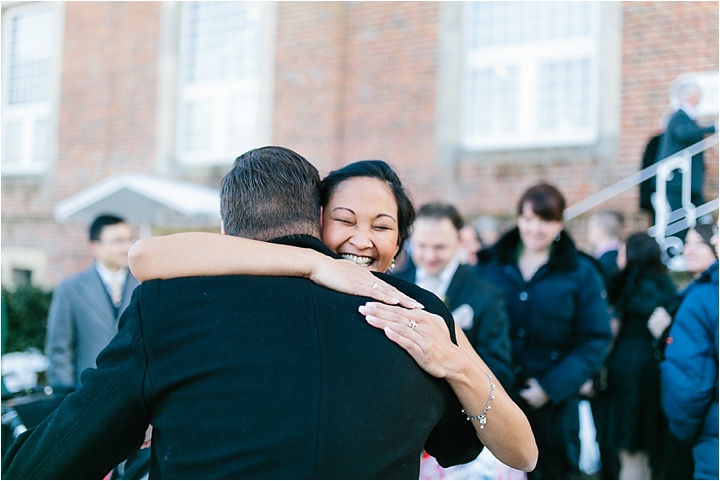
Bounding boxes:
564 133 719 264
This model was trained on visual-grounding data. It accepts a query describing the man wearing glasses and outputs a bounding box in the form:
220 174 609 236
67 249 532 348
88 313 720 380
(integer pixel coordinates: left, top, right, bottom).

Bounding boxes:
45 214 139 388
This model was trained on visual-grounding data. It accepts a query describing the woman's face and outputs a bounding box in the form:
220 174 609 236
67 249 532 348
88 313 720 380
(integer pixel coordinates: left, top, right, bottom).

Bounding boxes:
517 202 563 254
320 177 400 273
684 228 716 275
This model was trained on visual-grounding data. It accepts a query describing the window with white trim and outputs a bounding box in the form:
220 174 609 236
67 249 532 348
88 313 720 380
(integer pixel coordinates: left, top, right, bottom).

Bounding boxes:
2 3 62 175
176 1 267 166
462 2 599 150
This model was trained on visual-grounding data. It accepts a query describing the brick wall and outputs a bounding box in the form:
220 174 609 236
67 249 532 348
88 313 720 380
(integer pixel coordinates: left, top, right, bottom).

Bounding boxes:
1 2 161 287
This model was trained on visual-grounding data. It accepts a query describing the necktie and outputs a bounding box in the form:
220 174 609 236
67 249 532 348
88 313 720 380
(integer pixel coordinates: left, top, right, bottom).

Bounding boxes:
108 277 123 307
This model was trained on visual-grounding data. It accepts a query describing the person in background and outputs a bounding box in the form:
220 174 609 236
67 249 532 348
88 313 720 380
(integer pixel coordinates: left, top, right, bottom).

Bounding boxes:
647 223 718 480
474 215 501 250
457 224 482 266
394 202 517 480
660 223 718 480
655 82 717 231
587 211 624 288
648 223 719 344
395 202 514 388
45 214 138 388
603 233 677 479
474 183 612 480
582 210 625 480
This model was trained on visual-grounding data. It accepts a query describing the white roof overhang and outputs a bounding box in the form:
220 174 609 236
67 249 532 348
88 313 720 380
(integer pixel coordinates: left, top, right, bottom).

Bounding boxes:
54 174 221 228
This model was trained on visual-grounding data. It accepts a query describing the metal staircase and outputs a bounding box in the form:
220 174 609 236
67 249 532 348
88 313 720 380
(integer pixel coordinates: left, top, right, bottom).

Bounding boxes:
564 133 719 267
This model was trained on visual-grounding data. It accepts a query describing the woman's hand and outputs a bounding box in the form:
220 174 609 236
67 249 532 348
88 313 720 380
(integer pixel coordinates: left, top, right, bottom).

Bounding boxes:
647 307 672 339
357 302 465 379
519 378 549 409
310 257 423 309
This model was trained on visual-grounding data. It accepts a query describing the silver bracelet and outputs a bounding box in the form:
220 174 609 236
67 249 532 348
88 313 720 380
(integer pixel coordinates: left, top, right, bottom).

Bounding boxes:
461 373 495 429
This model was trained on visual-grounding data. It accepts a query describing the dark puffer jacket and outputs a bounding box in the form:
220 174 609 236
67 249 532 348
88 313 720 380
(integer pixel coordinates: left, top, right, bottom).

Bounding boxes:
661 261 719 480
475 228 613 403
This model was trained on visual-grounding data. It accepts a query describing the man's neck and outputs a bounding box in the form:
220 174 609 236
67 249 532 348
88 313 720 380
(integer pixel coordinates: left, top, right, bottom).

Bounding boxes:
95 261 126 276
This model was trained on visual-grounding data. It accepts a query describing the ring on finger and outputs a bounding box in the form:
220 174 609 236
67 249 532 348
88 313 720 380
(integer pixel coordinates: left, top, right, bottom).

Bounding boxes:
372 282 378 289
408 319 417 330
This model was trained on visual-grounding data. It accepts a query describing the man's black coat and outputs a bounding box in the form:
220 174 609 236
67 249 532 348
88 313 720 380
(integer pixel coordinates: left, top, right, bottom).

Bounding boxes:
2 236 482 480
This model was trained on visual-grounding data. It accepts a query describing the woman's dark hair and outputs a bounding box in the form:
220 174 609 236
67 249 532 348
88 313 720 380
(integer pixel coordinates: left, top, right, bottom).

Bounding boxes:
320 160 415 256
624 232 665 274
517 183 566 222
608 232 667 304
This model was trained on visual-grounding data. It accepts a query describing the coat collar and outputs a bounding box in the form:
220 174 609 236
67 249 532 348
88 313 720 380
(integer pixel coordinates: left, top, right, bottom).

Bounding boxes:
478 227 580 272
269 234 338 259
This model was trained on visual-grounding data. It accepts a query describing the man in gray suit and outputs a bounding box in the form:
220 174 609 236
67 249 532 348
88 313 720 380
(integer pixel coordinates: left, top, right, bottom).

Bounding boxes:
45 215 139 387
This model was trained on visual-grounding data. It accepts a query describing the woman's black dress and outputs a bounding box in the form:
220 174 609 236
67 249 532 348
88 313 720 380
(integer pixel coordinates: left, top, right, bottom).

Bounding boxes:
604 268 676 455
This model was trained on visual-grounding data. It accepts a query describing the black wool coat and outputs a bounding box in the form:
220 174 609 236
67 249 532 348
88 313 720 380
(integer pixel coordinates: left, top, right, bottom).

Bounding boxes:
3 235 482 480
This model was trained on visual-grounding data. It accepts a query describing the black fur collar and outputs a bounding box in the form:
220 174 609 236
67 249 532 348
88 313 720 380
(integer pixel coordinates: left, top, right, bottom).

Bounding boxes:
477 227 580 272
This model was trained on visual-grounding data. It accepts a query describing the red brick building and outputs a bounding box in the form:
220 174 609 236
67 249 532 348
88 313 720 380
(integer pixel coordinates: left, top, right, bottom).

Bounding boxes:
2 1 718 288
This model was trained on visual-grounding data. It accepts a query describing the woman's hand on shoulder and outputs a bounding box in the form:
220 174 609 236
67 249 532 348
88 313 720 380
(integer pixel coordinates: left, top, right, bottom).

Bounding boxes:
308 254 423 309
358 302 467 379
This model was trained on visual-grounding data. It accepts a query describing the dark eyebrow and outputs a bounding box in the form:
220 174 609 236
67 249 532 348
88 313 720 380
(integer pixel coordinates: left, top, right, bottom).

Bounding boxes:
376 213 397 223
332 207 356 215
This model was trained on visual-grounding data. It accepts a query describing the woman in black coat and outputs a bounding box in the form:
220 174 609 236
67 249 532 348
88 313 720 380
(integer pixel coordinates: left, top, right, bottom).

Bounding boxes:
475 183 612 480
604 232 677 479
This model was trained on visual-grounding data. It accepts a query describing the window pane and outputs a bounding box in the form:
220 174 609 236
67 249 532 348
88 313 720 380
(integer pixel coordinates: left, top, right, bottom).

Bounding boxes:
34 118 49 163
469 1 593 48
466 66 517 135
180 100 212 153
7 7 55 105
183 2 261 84
178 2 264 163
463 1 598 148
3 121 23 165
537 58 591 130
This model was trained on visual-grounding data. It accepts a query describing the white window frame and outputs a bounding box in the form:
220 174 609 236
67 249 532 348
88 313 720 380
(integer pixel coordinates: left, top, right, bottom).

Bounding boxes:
461 2 600 151
173 1 274 167
1 2 64 176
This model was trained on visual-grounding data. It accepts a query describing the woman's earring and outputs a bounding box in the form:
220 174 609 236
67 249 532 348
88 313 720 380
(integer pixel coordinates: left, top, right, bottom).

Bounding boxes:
554 231 561 242
390 260 396 271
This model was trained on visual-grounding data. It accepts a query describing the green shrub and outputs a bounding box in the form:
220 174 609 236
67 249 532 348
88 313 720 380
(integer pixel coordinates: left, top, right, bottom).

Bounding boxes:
2 285 53 354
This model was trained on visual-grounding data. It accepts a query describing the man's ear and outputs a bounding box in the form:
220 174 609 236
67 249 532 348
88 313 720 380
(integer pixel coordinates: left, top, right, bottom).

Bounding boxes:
88 240 99 259
220 221 226 236
319 207 324 230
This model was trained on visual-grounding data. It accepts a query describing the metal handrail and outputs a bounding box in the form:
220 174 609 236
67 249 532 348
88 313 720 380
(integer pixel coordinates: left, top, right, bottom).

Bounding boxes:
564 133 719 221
563 132 718 267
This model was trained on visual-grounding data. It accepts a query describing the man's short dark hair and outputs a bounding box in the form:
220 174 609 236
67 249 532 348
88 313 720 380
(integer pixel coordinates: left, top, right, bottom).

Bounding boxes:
415 202 464 232
89 215 127 242
220 146 322 241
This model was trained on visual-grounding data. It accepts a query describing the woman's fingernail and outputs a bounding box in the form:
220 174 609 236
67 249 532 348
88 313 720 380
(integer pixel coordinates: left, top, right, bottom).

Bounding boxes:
390 298 400 304
413 301 424 309
358 305 369 314
366 315 379 324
